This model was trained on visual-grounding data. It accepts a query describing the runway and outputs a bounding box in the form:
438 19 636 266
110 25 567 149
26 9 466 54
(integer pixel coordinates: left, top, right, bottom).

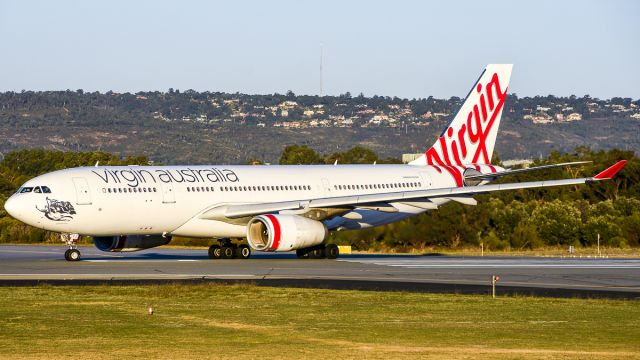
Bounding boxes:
1 245 639 299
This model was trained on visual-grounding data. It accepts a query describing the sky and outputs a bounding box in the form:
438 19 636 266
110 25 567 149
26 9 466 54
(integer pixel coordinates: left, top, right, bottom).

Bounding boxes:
0 0 638 99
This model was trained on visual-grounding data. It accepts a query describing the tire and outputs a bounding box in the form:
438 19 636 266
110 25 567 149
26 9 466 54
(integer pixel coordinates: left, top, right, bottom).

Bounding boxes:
221 246 235 259
208 245 221 259
67 249 81 261
296 249 309 259
64 249 71 261
309 247 325 259
325 244 339 259
237 245 251 259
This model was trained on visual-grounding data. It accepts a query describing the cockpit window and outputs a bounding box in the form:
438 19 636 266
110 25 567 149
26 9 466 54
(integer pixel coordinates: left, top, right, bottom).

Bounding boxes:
18 186 51 194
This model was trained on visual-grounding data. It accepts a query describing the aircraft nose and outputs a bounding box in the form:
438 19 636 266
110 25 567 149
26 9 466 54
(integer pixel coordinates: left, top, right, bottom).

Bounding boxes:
4 195 21 219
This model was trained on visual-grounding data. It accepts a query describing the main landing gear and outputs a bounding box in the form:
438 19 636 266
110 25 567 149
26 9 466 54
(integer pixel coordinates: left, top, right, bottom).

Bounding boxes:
208 238 251 260
296 244 339 259
61 233 81 261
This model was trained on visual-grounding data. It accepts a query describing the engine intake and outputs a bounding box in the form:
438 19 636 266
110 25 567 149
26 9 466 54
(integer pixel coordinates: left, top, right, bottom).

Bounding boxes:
247 214 327 252
93 234 171 252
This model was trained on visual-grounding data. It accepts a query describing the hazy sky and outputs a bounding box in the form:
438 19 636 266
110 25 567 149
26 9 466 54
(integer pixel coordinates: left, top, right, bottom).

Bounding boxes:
1 0 638 99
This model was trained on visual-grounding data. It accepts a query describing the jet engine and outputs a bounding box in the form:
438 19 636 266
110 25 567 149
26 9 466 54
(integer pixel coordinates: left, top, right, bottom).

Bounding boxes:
93 234 172 252
246 214 327 252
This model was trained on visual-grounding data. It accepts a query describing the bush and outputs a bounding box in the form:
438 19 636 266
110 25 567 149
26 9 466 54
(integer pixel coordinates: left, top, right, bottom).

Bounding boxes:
617 212 640 247
581 215 623 246
608 236 629 248
613 197 640 216
530 200 581 245
511 222 543 249
482 230 509 251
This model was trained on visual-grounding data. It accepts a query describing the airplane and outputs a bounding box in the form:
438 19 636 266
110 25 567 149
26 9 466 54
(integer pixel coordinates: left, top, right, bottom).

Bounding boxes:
3 64 627 261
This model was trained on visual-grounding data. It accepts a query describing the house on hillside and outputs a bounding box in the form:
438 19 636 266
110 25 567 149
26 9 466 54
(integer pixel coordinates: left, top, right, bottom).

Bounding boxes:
566 113 582 121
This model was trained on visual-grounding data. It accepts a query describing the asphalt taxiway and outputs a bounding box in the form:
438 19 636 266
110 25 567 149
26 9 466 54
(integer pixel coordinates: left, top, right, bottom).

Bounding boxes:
1 245 639 299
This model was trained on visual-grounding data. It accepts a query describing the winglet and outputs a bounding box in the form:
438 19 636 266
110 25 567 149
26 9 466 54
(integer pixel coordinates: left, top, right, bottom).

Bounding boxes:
594 160 627 180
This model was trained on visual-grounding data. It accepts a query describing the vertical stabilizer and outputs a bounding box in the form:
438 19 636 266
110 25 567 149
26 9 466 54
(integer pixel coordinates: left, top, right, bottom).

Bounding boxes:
410 64 513 166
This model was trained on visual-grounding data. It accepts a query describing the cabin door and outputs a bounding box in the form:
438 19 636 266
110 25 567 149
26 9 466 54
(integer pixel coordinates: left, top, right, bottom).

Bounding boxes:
160 182 176 204
321 178 332 197
72 177 92 205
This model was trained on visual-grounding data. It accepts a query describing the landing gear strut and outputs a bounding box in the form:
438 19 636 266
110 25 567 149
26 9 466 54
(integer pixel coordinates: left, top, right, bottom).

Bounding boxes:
208 238 251 260
296 244 339 259
61 233 81 261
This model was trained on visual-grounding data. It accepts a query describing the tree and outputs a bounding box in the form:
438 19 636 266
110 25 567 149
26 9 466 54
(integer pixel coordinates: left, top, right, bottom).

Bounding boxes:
325 146 378 164
511 222 542 249
618 212 640 247
530 200 581 245
279 145 324 165
581 215 623 246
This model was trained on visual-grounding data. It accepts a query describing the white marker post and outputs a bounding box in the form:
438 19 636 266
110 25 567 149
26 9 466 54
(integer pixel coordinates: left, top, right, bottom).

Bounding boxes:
492 275 500 298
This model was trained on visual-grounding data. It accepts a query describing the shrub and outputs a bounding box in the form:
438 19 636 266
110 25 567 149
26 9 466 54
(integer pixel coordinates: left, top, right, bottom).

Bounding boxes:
530 200 581 245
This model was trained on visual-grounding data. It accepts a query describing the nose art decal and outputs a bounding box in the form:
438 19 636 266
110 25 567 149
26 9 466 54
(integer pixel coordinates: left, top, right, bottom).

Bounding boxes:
36 197 77 222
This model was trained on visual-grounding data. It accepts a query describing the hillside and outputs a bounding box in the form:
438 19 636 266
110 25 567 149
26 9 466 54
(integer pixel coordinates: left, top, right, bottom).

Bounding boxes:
1 91 638 164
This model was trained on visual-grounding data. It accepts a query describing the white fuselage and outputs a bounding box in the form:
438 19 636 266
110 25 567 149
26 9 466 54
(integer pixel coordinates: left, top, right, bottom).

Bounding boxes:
4 163 500 238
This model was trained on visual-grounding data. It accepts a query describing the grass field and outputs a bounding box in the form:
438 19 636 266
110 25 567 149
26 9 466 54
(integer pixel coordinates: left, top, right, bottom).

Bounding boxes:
0 285 639 359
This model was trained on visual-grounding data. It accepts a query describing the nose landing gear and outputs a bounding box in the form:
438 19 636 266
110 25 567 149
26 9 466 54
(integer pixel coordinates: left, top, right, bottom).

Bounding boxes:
64 248 81 261
61 233 81 261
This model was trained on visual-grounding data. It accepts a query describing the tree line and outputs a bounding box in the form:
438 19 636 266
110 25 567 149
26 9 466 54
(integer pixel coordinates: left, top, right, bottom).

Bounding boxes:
0 147 638 251
279 145 640 250
2 89 638 129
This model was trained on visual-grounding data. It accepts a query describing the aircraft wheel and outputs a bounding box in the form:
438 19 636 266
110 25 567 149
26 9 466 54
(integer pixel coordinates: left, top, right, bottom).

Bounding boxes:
66 249 81 262
208 245 222 259
237 245 251 259
221 246 235 259
325 244 339 259
296 249 309 259
309 247 325 259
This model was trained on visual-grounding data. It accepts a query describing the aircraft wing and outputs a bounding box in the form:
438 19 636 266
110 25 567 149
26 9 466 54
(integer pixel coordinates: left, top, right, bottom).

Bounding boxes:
465 161 592 181
199 160 626 221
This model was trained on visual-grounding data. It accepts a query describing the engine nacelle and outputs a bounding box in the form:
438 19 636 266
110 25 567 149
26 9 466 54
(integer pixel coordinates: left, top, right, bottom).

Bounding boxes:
93 234 172 252
246 214 327 252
